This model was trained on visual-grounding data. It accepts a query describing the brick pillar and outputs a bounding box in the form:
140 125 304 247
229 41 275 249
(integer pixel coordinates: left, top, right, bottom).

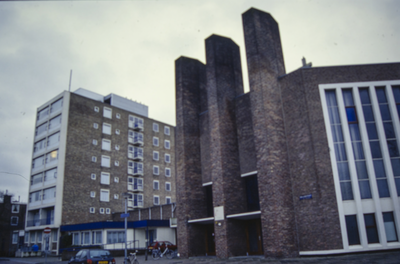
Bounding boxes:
175 57 207 257
242 8 298 257
205 35 246 258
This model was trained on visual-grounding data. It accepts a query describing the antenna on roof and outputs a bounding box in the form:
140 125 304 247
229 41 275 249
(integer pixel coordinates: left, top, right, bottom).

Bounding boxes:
68 70 73 92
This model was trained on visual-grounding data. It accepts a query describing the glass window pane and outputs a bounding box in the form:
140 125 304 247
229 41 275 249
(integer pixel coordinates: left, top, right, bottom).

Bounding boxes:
340 182 354 200
331 125 344 142
346 107 357 122
366 123 378 140
395 178 400 197
335 143 347 161
326 91 338 107
387 140 399 157
373 160 386 178
391 158 400 176
392 87 400 102
370 141 382 159
383 212 398 242
359 89 371 104
337 162 350 180
362 105 375 122
364 214 379 244
377 179 390 198
355 161 368 179
349 124 361 141
352 142 365 160
380 105 391 121
384 122 396 139
328 107 341 124
343 90 354 106
359 180 372 199
376 88 387 103
345 215 360 245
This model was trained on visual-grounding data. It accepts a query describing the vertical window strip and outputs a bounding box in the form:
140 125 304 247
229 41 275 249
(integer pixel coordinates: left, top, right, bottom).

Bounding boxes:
326 90 353 200
391 86 400 195
343 89 372 199
376 87 399 197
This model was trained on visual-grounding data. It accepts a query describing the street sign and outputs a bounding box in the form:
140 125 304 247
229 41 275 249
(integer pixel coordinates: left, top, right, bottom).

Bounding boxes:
44 227 51 234
120 213 130 218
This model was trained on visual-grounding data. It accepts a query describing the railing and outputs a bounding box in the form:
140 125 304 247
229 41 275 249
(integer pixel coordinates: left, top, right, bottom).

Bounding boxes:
26 217 54 227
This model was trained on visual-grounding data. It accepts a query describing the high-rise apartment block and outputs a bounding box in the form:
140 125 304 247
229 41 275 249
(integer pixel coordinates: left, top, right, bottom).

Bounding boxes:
176 8 400 258
26 88 175 253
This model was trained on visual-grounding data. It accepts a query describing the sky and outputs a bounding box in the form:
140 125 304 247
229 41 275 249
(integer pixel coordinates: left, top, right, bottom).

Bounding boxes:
0 0 399 203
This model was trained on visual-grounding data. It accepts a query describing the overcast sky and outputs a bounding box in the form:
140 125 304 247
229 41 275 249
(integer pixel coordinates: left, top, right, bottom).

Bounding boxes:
1 0 399 202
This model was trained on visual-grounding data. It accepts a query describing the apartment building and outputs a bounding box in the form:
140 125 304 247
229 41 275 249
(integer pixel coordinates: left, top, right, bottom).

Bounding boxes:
26 88 175 253
175 8 400 258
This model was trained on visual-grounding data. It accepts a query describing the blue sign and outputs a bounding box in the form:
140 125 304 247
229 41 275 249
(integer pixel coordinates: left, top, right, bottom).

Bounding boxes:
299 194 312 200
120 213 130 218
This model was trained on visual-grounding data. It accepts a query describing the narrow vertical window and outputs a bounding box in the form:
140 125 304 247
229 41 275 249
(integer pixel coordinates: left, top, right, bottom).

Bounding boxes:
383 212 398 242
345 215 360 245
364 213 379 244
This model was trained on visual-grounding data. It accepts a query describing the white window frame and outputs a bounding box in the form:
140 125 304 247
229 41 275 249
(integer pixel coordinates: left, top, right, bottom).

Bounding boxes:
153 151 159 161
115 129 120 135
92 156 97 162
91 173 96 180
92 139 98 145
100 208 105 214
165 154 171 163
165 168 171 177
102 139 111 151
153 180 159 190
115 145 120 150
164 126 170 135
102 123 112 135
114 177 119 183
166 197 171 204
165 182 171 191
94 106 99 112
153 123 159 132
12 231 18 244
115 161 119 166
116 113 121 119
100 189 110 202
165 140 170 149
103 107 112 119
90 191 96 198
93 123 99 129
101 155 110 168
114 194 119 199
153 137 159 146
11 204 20 213
11 216 18 226
153 166 159 175
106 208 111 214
90 207 95 213
100 172 110 185
153 195 160 205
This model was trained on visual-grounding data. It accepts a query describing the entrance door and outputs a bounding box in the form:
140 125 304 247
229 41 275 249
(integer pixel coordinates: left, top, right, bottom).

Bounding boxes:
204 224 215 256
245 219 263 255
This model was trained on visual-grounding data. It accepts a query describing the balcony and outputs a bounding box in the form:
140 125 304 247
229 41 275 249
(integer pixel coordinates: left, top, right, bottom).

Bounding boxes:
128 150 143 161
26 217 54 227
127 184 143 192
128 116 144 131
127 200 143 208
128 133 144 146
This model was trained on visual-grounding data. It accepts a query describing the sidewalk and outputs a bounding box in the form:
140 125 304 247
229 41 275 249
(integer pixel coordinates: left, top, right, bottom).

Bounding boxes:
1 250 400 264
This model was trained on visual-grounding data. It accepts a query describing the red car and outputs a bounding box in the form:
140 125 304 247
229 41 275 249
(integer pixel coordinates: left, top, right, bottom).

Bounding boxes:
148 241 177 252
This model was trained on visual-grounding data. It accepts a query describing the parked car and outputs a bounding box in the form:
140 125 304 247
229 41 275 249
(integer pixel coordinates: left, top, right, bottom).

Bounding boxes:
148 241 177 252
68 249 115 264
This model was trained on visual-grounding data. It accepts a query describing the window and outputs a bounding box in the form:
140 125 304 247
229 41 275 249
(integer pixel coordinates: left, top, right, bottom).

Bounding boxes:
93 139 98 145
94 106 99 112
102 139 111 151
51 98 63 113
92 231 102 244
100 208 105 214
128 145 143 160
37 107 49 121
383 212 398 242
34 139 46 153
81 232 90 245
30 232 36 243
165 182 171 191
165 168 171 177
107 231 125 244
153 123 159 132
46 150 58 164
100 189 110 202
114 194 119 199
345 215 360 245
153 166 159 175
29 191 41 203
91 173 96 180
101 172 110 185
24 232 29 243
48 115 61 130
90 207 95 213
47 132 60 148
11 216 18 226
153 151 159 161
32 155 44 169
37 232 42 244
36 122 48 137
106 208 111 214
102 123 112 135
128 115 144 130
165 140 170 149
114 177 119 183
43 187 56 200
92 156 97 162
153 137 159 146
12 204 20 213
103 107 112 119
114 161 119 166
44 168 57 182
90 191 96 198
133 194 143 207
153 181 159 190
153 195 160 205
115 129 120 135
116 113 121 119
128 177 143 191
115 145 120 150
364 213 379 244
12 232 18 244
128 130 144 145
31 173 43 185
164 126 170 135
93 123 99 129
101 155 110 167
52 230 58 242
166 197 171 204
128 161 143 175
165 154 171 163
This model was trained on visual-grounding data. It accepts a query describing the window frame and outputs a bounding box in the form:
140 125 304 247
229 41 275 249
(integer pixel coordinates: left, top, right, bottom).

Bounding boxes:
100 189 110 202
153 180 159 190
103 107 112 119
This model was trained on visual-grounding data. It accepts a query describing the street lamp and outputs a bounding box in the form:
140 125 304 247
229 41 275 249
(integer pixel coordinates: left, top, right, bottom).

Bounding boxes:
122 192 130 264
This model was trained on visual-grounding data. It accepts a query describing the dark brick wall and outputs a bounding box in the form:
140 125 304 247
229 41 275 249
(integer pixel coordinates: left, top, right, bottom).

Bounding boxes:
175 57 207 257
243 8 297 257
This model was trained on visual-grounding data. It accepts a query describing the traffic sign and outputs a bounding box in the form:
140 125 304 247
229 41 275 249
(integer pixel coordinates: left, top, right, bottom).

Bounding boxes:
44 227 51 234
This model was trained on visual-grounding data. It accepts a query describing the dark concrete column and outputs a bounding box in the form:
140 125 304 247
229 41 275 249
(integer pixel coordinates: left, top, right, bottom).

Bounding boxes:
242 8 297 257
205 35 246 258
175 57 207 257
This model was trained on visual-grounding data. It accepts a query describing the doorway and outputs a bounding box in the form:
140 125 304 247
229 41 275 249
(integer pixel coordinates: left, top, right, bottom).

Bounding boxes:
204 224 215 256
245 219 263 255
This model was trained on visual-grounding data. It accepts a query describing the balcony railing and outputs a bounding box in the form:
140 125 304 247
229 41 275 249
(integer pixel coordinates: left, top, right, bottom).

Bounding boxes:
26 217 54 227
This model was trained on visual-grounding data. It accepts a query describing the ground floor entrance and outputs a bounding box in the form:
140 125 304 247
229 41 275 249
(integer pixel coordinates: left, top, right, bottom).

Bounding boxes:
245 219 263 255
204 224 215 256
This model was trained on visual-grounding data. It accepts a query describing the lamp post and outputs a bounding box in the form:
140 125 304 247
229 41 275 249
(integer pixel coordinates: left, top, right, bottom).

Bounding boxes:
122 192 130 264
